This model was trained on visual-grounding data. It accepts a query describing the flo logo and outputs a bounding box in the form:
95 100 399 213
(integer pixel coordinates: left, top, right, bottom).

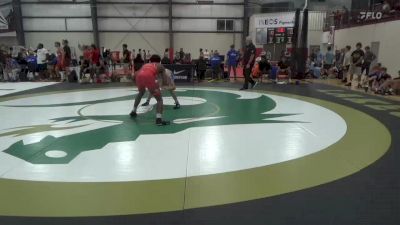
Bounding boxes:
1 89 299 164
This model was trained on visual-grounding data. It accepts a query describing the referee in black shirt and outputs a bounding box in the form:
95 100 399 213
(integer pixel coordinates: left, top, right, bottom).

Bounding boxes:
240 36 257 90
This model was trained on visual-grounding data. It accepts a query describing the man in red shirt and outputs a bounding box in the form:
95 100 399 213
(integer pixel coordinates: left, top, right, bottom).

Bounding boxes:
90 44 100 78
90 44 100 66
130 55 170 126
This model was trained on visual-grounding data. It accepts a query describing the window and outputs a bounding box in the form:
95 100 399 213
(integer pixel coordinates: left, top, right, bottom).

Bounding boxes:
225 20 234 31
217 19 234 31
217 20 225 31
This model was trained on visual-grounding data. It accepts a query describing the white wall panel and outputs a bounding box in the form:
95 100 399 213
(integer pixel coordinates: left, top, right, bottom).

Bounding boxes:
23 18 66 31
24 32 93 53
98 0 167 2
173 19 242 31
308 11 326 31
21 0 86 2
172 5 243 17
99 33 169 54
66 18 93 31
324 20 400 77
174 0 243 2
98 18 168 31
174 33 242 58
21 4 91 17
97 4 169 17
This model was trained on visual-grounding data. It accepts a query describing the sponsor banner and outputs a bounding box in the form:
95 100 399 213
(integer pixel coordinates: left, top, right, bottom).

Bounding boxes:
359 11 383 21
164 64 195 82
255 12 295 28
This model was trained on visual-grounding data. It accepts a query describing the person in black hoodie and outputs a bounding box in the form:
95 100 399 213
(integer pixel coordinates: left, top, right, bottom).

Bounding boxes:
196 55 207 81
134 52 145 71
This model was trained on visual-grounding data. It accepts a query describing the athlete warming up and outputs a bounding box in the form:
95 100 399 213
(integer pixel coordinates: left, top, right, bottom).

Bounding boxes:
130 55 170 126
141 68 180 109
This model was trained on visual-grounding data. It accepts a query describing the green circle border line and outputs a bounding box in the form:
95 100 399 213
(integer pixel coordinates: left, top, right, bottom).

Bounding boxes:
0 86 391 217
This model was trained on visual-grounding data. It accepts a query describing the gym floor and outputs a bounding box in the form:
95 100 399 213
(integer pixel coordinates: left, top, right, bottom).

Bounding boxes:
0 81 398 225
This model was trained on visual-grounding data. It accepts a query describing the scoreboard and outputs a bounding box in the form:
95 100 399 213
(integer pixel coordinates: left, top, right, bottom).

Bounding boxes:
256 27 294 45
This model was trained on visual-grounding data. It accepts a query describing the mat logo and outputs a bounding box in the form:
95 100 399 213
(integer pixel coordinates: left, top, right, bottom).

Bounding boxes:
1 90 300 164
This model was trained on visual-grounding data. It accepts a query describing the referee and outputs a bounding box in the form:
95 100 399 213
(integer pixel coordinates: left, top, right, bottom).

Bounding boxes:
240 36 257 90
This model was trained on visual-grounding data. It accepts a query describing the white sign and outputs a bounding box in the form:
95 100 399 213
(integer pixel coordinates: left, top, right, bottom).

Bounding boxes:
0 11 8 30
255 12 295 28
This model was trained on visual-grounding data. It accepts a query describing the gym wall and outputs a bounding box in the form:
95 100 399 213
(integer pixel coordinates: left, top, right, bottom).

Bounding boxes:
249 11 326 49
20 0 245 57
324 20 400 77
174 33 242 58
24 32 93 53
99 33 169 55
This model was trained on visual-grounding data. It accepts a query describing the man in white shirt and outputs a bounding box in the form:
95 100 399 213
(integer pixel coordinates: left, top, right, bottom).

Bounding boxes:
204 49 210 61
36 43 49 79
342 45 352 83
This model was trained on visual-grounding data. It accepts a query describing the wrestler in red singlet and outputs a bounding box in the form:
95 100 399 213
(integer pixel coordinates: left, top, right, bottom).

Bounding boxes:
135 63 161 97
130 55 170 126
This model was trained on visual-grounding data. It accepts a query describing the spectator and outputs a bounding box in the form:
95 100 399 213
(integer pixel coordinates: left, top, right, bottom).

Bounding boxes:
342 45 352 82
199 48 204 58
310 48 317 63
277 56 291 80
174 51 181 64
46 53 57 80
240 36 257 90
382 0 391 14
204 49 210 60
182 53 192 64
315 48 323 67
362 46 376 76
377 70 400 95
80 45 90 61
164 48 169 58
323 46 335 77
146 50 151 62
210 51 222 81
80 59 91 81
161 53 170 64
179 48 185 61
371 67 392 93
134 52 144 71
256 52 271 77
196 54 207 81
142 49 147 63
62 39 72 81
4 54 20 81
36 43 48 80
226 44 240 80
26 51 37 80
122 44 130 64
266 50 272 61
54 42 63 80
346 42 364 87
96 59 109 82
89 44 100 77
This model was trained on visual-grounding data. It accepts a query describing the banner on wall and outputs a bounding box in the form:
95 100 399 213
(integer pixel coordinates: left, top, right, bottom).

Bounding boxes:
255 12 295 28
359 11 383 21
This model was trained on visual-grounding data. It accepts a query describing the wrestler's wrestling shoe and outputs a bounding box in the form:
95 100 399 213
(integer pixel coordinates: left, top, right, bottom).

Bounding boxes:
129 111 137 118
156 118 170 126
173 103 181 110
